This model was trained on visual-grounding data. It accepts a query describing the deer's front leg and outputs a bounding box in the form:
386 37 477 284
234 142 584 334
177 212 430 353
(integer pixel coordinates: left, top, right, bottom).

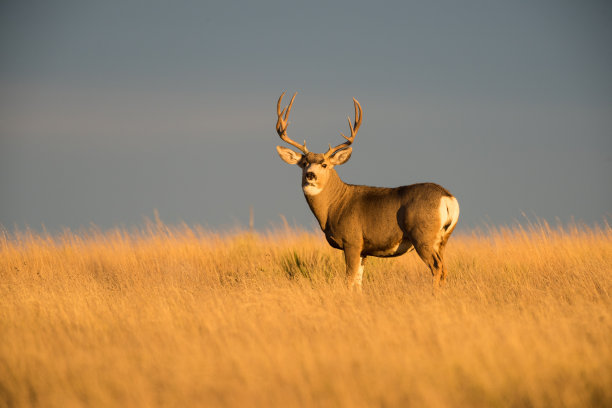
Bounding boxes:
344 246 364 293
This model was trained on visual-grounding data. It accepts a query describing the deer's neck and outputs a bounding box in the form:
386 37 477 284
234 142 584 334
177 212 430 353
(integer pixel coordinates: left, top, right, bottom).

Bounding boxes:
304 170 350 231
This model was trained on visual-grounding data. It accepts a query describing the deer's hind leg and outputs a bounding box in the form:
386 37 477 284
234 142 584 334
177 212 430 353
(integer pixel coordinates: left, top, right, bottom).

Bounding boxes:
436 235 451 285
414 243 445 290
408 220 445 289
437 219 458 285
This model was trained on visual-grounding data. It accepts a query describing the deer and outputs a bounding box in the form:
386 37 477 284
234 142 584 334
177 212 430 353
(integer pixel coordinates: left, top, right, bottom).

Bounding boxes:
275 92 460 292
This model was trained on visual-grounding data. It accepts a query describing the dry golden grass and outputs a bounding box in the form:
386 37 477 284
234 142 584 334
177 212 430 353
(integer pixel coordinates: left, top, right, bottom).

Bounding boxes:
1 219 611 407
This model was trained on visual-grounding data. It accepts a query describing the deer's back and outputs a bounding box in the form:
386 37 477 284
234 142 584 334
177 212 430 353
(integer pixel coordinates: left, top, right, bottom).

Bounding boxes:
336 182 455 256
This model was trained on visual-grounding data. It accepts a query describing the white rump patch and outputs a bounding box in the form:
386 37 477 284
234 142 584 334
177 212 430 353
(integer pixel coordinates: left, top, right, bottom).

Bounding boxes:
439 196 460 232
436 196 460 250
303 184 323 196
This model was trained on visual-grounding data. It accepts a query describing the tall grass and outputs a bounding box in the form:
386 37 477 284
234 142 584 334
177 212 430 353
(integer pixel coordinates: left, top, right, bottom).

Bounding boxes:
1 219 611 407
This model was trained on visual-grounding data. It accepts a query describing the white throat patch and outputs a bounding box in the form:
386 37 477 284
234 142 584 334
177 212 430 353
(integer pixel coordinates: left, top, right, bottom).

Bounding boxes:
303 184 323 196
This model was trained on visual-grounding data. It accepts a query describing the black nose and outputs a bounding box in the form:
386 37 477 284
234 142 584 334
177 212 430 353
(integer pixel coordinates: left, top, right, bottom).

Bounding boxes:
306 172 316 181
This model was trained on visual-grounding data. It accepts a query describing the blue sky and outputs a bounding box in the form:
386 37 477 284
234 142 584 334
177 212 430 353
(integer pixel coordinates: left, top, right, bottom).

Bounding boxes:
1 0 610 232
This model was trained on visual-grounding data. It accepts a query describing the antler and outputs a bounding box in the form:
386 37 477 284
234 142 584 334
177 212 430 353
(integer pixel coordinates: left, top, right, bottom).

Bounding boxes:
324 98 362 158
276 92 308 154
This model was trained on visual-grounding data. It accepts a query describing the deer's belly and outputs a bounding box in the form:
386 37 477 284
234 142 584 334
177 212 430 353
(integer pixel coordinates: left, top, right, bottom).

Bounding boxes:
366 240 414 258
324 234 343 250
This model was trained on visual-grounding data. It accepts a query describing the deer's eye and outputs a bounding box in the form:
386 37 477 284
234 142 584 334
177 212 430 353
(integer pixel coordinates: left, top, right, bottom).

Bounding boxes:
322 164 327 168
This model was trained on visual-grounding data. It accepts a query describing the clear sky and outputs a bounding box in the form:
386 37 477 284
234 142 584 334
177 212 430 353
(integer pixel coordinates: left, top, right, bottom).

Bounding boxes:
1 0 610 233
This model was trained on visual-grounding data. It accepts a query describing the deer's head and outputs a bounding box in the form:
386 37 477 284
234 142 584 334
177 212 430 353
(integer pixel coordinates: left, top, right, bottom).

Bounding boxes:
275 92 362 196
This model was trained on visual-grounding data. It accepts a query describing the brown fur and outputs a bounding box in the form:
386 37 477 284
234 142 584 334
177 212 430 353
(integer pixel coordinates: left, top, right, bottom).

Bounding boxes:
277 148 459 292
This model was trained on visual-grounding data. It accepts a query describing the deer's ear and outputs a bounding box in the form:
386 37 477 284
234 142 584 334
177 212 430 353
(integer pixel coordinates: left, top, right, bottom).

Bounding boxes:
276 146 303 165
329 147 352 166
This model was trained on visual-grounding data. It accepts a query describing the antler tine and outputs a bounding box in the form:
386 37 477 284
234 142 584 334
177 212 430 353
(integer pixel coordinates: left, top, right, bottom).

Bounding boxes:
276 91 285 116
353 98 362 134
325 98 363 158
276 92 308 154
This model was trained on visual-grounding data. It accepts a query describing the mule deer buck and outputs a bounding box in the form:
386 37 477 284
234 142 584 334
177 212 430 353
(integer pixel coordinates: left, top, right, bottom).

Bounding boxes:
275 92 459 292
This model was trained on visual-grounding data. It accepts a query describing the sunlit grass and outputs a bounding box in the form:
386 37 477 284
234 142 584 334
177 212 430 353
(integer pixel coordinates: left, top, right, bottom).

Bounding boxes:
1 219 611 407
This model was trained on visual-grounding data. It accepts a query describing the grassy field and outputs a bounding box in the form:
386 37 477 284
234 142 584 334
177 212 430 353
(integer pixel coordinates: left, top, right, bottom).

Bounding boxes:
1 219 611 407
